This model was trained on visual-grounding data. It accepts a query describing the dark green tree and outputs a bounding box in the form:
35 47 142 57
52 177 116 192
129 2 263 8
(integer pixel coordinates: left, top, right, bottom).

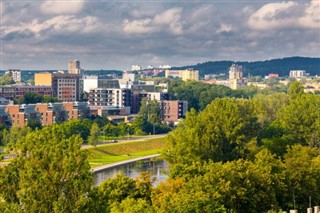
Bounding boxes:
88 123 100 147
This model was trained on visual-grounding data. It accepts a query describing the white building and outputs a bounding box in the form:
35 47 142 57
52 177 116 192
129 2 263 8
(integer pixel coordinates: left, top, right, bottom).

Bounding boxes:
131 65 142 71
289 70 307 78
82 75 98 93
5 69 21 82
122 72 135 82
89 88 132 108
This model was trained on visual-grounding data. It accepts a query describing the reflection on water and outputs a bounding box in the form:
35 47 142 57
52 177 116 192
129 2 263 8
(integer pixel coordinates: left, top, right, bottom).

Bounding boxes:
93 159 169 186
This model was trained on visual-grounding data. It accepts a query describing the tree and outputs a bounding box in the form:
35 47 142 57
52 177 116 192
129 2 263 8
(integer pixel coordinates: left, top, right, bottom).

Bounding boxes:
164 98 260 166
0 74 14 85
288 81 304 100
283 145 320 211
88 123 100 146
0 124 93 212
16 92 43 104
276 94 320 147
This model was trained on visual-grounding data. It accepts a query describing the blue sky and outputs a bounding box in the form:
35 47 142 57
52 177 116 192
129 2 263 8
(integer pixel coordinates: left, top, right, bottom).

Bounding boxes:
0 0 319 70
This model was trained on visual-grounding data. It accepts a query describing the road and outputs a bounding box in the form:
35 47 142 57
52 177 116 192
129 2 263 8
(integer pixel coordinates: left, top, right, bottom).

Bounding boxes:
81 133 168 149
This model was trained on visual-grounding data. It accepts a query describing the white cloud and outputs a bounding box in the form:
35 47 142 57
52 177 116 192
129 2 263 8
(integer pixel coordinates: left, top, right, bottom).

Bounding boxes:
298 0 320 29
248 1 299 30
217 23 233 33
123 19 153 34
123 7 183 35
248 0 320 30
40 0 85 14
3 15 103 40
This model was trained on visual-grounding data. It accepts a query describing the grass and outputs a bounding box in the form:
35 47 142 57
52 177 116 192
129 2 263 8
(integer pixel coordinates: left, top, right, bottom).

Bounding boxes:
87 137 168 168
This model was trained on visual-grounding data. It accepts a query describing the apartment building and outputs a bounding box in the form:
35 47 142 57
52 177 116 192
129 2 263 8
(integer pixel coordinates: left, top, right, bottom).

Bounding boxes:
165 69 199 81
35 72 80 102
289 70 308 78
5 69 21 82
88 88 132 108
0 85 15 99
14 86 52 99
160 100 188 123
4 102 90 128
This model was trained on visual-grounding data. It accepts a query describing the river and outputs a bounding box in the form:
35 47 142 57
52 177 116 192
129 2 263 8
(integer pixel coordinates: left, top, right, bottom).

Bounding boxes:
93 158 169 186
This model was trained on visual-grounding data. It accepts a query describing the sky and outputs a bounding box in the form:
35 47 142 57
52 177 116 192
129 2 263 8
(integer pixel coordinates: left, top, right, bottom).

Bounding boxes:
0 0 319 70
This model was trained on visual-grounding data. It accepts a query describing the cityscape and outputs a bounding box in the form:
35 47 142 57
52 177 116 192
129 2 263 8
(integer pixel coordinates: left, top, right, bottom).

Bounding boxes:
0 0 320 213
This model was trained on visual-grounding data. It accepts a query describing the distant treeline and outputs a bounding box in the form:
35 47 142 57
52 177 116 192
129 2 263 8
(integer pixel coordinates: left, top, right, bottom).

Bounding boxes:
171 56 320 77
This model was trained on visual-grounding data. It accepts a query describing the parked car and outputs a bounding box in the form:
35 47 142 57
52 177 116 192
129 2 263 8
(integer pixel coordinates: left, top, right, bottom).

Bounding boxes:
112 140 118 143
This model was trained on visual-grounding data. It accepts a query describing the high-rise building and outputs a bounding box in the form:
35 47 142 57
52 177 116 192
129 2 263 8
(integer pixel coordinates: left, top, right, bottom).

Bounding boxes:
229 64 243 80
5 69 21 82
165 69 199 81
35 72 80 102
68 60 81 75
228 64 246 89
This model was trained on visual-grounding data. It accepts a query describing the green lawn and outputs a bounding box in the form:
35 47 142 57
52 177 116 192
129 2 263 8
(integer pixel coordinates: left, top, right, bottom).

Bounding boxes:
87 137 167 168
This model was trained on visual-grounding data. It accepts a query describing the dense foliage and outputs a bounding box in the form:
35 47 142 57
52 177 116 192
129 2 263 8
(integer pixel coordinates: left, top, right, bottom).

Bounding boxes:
1 81 320 212
0 74 15 85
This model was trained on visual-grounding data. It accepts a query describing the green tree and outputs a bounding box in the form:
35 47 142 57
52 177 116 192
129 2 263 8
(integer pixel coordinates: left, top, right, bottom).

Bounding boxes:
164 98 260 166
88 123 100 146
0 124 93 212
288 81 304 100
283 145 320 211
0 74 15 85
277 94 320 147
16 92 43 104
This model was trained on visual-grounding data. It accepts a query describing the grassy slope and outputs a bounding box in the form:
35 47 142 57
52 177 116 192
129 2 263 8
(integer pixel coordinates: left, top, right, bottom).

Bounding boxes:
86 137 167 168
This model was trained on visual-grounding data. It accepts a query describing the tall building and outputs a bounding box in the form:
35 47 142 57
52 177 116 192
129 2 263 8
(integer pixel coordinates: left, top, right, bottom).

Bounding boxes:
228 64 246 89
35 72 80 102
165 69 199 81
68 60 81 75
229 64 243 80
5 69 21 82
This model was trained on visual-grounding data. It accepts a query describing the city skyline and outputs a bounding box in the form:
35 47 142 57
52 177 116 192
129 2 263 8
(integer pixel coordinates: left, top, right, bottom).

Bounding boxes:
0 0 319 70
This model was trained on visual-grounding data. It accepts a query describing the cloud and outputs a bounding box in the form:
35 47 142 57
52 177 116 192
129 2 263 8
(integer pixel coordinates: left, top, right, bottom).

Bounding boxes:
217 23 233 33
248 0 320 30
299 0 320 29
248 1 300 30
123 7 183 35
40 0 85 14
2 15 103 40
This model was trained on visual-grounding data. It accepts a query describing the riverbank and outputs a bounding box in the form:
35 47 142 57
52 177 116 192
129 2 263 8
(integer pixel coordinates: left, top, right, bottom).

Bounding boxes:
87 137 167 168
91 154 161 173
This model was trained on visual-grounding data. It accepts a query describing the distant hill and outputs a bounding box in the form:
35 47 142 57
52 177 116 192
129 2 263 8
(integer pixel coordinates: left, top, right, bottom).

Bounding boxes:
171 57 320 77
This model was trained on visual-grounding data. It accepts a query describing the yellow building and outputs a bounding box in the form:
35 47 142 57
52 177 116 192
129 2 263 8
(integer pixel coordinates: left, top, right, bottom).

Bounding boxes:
180 69 199 81
165 69 199 81
35 73 53 86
